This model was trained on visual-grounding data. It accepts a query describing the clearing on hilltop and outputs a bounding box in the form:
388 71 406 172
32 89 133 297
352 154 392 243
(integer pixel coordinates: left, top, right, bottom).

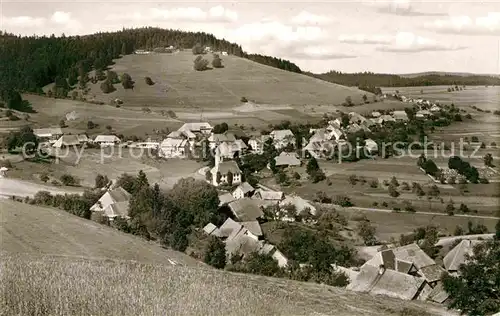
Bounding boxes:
85 51 370 109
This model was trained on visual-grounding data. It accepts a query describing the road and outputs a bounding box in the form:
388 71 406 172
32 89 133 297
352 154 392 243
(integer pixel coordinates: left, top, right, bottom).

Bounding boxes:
0 177 84 198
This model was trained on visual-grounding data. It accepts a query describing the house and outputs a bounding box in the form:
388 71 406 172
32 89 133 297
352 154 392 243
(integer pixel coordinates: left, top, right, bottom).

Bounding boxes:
218 192 236 206
443 239 483 273
232 182 255 199
203 223 221 237
210 156 242 187
364 138 378 154
215 142 241 159
51 135 79 148
93 135 121 147
416 110 432 118
208 132 237 149
304 140 336 159
159 138 189 158
361 244 446 285
228 198 264 221
270 129 295 149
128 141 159 149
34 127 63 143
90 187 131 220
349 112 367 124
219 218 244 238
167 130 196 140
221 51 228 56
65 111 79 121
239 221 263 237
177 122 212 136
248 135 270 154
376 115 396 124
392 111 409 122
259 243 288 267
371 111 382 118
325 124 343 140
430 105 441 112
279 195 317 220
273 152 301 168
347 264 428 301
225 229 262 260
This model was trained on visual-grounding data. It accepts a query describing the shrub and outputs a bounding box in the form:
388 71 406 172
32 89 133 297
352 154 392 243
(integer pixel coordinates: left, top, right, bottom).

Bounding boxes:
121 73 134 89
144 77 155 85
333 195 353 207
212 54 223 68
204 236 226 269
59 119 67 128
382 201 388 207
348 174 358 185
240 97 248 103
400 182 410 191
357 220 377 246
95 174 109 188
388 184 400 197
87 121 96 129
192 44 204 55
293 172 301 180
369 180 379 188
60 174 79 186
100 79 116 93
193 55 209 71
459 203 469 213
40 173 49 183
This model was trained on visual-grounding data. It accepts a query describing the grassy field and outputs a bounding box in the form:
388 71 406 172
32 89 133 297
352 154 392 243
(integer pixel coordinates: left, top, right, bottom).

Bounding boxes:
0 200 456 316
88 51 370 109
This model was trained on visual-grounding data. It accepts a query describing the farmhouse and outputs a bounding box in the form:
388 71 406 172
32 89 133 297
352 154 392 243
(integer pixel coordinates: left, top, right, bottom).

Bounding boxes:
203 222 221 237
214 141 242 159
218 193 236 206
274 152 301 168
377 115 396 124
371 111 381 118
210 157 242 187
208 132 237 148
178 122 212 136
348 112 368 124
159 138 189 158
259 243 288 267
228 198 264 221
232 182 255 199
90 187 131 220
252 188 284 206
392 111 409 122
270 129 295 150
93 135 121 147
248 135 270 154
53 134 86 148
430 105 441 112
304 140 336 159
167 130 196 140
443 239 484 273
364 138 378 154
416 110 432 118
34 127 63 143
279 195 317 220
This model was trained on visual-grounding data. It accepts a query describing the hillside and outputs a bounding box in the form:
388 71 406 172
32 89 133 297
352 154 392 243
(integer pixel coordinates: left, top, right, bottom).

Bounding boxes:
1 200 456 316
86 51 369 109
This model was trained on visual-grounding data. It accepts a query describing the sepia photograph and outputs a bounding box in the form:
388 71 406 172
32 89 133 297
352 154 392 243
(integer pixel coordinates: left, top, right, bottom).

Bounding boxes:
1 1 499 315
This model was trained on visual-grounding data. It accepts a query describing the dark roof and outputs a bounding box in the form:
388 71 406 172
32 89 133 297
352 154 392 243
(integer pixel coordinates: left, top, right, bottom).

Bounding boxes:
419 264 446 283
214 161 241 175
228 198 264 221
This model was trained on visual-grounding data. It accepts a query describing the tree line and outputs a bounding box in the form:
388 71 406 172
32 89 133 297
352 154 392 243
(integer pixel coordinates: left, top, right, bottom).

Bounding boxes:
308 70 500 89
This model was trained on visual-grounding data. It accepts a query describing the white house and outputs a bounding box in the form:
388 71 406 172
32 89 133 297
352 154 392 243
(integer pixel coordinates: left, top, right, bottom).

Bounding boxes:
159 138 189 158
93 135 121 147
210 156 242 187
416 110 432 119
248 135 270 154
364 138 378 154
177 122 212 136
270 129 295 150
371 111 382 118
221 51 228 56
259 243 288 267
273 152 301 168
90 187 131 220
208 132 237 149
279 195 317 221
34 127 63 143
392 111 409 122
53 134 87 148
232 182 255 199
430 105 441 112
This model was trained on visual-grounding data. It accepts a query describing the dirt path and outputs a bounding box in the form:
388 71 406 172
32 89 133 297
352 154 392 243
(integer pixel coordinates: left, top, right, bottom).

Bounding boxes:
0 177 84 198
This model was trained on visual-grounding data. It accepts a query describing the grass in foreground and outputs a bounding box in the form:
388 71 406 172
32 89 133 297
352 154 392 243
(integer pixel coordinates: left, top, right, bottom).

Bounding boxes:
0 253 456 316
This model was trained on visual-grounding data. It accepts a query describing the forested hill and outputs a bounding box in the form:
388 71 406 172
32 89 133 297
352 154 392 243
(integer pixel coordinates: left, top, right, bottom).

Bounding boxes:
308 71 500 88
0 27 301 93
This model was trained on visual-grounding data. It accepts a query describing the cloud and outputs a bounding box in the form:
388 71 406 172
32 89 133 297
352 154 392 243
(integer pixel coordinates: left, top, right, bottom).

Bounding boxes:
424 12 500 36
49 11 82 34
339 32 465 52
366 0 446 16
338 34 392 45
290 11 332 25
106 6 238 23
375 32 466 52
1 15 46 28
50 11 72 24
289 46 357 60
230 21 326 44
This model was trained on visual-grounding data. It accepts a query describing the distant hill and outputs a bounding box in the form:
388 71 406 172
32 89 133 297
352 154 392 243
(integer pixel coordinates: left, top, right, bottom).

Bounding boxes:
85 51 369 109
309 71 500 89
1 200 456 316
400 72 500 79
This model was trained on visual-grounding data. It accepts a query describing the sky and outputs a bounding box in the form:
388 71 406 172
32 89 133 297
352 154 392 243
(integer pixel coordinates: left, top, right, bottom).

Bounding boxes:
1 0 499 74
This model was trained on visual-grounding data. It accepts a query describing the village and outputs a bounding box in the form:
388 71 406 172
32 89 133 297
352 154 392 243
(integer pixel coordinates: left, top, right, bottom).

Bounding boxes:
2 91 494 308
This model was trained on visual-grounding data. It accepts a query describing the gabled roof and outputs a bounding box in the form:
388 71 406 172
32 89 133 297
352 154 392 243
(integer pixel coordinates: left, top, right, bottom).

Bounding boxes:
94 135 121 143
103 201 129 218
419 264 446 283
34 127 63 137
252 188 284 201
240 221 262 236
235 182 255 195
167 130 196 139
203 223 221 237
218 193 236 206
178 122 212 133
279 195 316 215
364 139 378 152
427 282 449 303
108 187 132 203
219 218 242 238
209 132 236 143
212 160 241 175
270 129 294 140
347 264 426 301
225 232 262 257
392 111 409 121
348 112 367 124
363 243 436 271
443 239 483 271
235 139 248 149
228 198 264 221
274 152 301 167
90 187 131 216
53 135 80 147
160 138 188 148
